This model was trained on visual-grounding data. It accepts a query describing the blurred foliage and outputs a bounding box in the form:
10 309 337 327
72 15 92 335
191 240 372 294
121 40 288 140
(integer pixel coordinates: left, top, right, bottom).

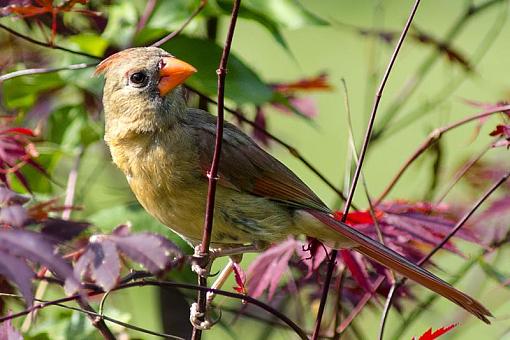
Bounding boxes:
1 0 510 339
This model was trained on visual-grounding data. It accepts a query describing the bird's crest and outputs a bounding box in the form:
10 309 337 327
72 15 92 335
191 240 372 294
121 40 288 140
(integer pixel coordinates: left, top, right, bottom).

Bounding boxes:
94 50 127 76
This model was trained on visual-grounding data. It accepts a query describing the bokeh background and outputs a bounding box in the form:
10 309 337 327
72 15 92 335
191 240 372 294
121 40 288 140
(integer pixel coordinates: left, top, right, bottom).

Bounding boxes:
1 0 510 339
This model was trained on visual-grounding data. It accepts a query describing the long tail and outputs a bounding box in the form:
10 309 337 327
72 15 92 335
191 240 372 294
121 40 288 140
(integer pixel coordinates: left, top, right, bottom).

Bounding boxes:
307 210 492 324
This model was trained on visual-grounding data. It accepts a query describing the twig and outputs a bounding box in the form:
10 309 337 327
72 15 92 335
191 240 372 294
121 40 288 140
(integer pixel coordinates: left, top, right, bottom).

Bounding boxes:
186 85 350 203
311 1 422 338
392 232 510 339
21 148 85 332
75 300 116 340
2 279 308 340
378 283 397 340
375 104 510 204
62 146 84 220
151 0 207 47
192 1 240 339
421 171 510 265
378 171 510 338
435 141 493 203
0 63 95 82
136 0 158 33
371 0 506 140
50 300 183 339
0 23 101 60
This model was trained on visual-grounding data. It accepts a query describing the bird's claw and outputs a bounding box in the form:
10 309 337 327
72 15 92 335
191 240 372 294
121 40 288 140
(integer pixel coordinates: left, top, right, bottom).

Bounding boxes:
191 262 210 278
191 246 219 278
189 302 220 330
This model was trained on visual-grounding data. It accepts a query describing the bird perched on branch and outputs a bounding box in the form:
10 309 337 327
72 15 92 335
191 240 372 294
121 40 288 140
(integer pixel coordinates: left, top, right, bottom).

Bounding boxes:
97 47 491 326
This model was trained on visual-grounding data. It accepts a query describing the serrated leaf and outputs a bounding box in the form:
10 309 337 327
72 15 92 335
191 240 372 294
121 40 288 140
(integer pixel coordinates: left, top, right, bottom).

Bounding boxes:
0 204 28 227
0 251 35 306
247 238 298 299
0 230 80 297
112 232 182 273
75 238 120 291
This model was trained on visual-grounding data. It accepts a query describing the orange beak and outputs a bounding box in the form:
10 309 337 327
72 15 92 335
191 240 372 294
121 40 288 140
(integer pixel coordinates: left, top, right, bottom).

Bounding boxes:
158 57 197 96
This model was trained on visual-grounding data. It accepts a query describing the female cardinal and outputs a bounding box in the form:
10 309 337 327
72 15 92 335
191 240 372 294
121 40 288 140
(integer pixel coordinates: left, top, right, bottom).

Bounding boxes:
97 47 491 323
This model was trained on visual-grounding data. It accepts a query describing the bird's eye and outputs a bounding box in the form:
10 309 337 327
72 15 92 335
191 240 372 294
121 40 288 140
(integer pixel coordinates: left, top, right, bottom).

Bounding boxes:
129 72 148 86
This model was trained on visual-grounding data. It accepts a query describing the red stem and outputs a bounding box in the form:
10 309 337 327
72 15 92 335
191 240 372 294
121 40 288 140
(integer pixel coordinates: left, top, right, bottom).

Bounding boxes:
311 0 423 338
192 1 241 339
377 170 510 338
375 103 510 204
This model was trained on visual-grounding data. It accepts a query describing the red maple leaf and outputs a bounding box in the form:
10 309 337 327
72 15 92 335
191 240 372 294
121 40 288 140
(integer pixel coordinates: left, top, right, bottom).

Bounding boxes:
414 323 458 340
0 126 47 192
272 74 333 93
489 124 510 148
232 262 247 298
1 0 101 44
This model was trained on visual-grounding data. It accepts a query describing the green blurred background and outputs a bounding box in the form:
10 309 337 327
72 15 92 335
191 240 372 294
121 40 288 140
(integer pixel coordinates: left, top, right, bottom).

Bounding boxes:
2 0 510 338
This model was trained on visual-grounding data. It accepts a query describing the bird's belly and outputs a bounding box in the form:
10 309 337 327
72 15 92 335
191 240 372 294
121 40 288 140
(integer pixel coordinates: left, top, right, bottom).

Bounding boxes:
128 174 297 247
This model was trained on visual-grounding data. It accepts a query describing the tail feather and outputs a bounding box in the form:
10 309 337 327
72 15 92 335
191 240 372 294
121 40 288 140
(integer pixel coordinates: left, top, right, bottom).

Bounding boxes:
307 210 492 324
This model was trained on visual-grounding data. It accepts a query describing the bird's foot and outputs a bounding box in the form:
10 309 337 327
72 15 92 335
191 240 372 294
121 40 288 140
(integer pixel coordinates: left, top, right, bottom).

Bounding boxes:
189 302 220 330
191 246 218 278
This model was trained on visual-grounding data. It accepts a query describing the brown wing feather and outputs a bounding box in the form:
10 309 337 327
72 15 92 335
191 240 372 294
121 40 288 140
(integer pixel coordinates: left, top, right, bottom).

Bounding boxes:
186 108 330 213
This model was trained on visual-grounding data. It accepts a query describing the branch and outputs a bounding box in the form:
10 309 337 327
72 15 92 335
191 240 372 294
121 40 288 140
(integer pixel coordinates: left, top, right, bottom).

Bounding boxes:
371 0 506 140
378 171 510 338
435 141 493 203
375 103 510 204
311 0 423 338
151 0 207 47
0 63 95 82
3 279 308 340
192 1 241 338
392 231 510 339
0 23 101 60
135 0 158 33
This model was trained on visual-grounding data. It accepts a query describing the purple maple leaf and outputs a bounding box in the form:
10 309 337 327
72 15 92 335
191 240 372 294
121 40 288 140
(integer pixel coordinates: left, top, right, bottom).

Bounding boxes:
0 312 23 340
0 229 81 305
74 225 183 290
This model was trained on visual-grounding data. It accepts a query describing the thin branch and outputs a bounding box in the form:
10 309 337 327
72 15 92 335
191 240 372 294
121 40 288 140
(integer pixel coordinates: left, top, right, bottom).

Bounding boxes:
0 23 101 60
136 0 158 33
186 85 350 204
311 0 422 338
21 148 85 332
0 63 95 82
378 171 510 338
151 0 207 47
378 283 397 340
51 301 183 339
192 1 241 339
392 231 510 339
75 300 116 340
435 141 493 203
385 1 508 138
371 0 506 140
375 103 510 204
62 146 84 220
420 171 510 265
3 279 308 340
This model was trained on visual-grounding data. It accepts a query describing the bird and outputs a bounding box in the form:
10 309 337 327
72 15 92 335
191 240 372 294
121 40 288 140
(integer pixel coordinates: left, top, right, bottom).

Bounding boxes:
96 46 491 324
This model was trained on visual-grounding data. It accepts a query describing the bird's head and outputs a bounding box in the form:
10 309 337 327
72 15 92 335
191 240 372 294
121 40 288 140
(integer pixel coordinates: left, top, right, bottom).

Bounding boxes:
96 47 197 138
